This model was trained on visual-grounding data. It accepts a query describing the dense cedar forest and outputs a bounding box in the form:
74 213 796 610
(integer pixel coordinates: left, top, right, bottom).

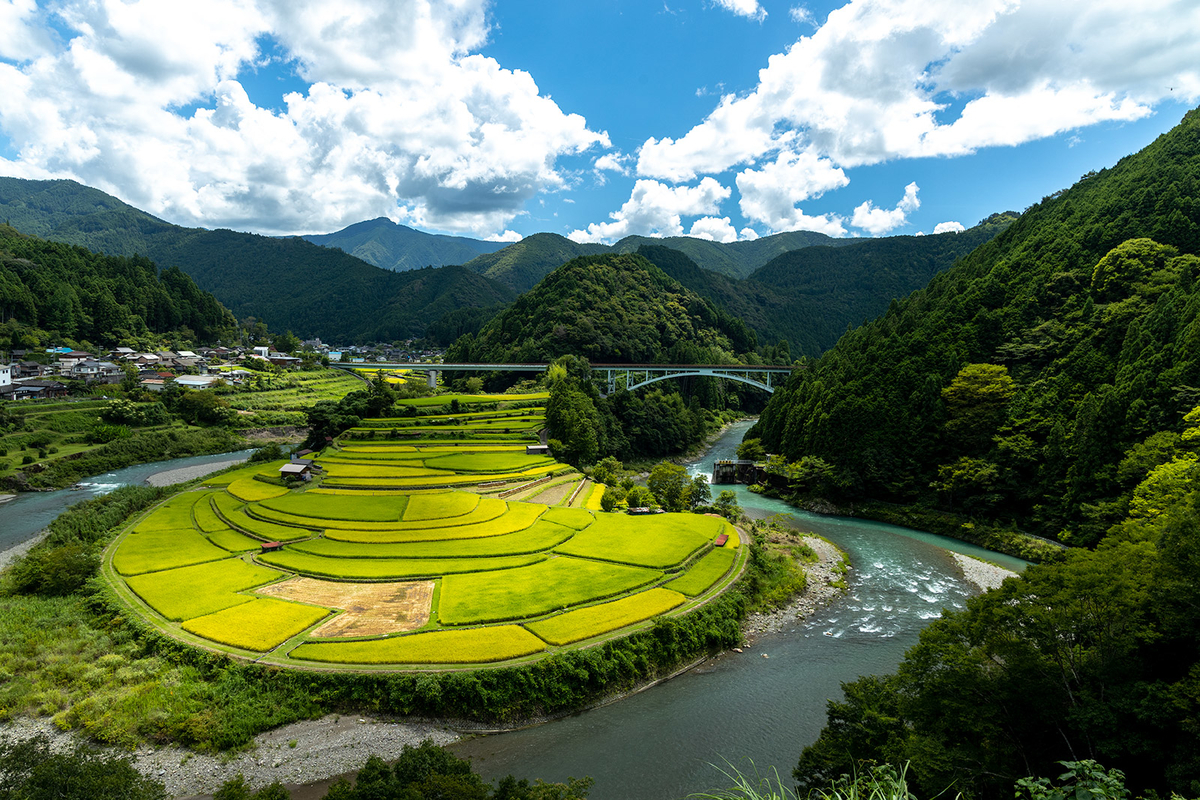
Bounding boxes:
447 252 757 364
460 233 610 293
461 228 852 293
0 178 515 342
462 221 1006 356
0 225 236 347
0 177 1008 356
780 109 1200 799
753 108 1200 544
639 213 1010 357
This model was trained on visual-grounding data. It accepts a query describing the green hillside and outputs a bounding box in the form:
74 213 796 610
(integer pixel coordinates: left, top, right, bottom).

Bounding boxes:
611 228 849 279
638 215 1008 357
448 252 756 363
0 178 515 342
463 229 848 294
301 217 505 272
461 232 608 293
0 225 235 346
753 107 1200 544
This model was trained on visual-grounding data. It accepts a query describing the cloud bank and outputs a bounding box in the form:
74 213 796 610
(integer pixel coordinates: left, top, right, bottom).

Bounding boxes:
0 0 608 235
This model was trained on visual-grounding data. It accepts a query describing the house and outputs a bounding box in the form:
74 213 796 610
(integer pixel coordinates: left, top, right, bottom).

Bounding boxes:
72 360 121 383
16 361 47 378
0 365 10 388
56 351 92 372
176 374 221 389
140 379 165 392
8 379 69 399
278 462 312 481
267 354 302 369
526 444 551 456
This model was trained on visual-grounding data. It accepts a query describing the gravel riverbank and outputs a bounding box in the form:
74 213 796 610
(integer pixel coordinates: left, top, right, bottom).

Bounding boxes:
0 715 459 799
145 456 251 487
744 534 847 642
949 552 1019 592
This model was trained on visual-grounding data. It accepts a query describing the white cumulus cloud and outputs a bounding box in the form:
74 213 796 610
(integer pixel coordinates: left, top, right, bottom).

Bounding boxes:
568 178 731 243
689 216 739 242
632 0 1200 236
0 0 610 236
736 149 849 234
851 182 920 235
933 220 965 233
712 0 767 21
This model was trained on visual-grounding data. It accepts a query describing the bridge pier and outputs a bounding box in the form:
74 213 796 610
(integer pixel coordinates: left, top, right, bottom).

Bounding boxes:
427 369 438 389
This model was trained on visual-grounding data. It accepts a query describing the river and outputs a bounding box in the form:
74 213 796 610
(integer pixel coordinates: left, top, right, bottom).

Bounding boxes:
0 449 255 553
449 421 1027 799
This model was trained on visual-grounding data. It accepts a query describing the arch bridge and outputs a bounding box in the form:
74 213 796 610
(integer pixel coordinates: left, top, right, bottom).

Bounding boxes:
334 362 798 394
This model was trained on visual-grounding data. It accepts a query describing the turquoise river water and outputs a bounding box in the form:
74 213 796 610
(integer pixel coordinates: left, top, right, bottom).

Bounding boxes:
449 420 1027 800
0 449 255 551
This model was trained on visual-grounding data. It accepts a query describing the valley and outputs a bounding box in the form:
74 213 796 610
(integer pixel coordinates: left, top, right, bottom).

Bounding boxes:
1 100 1198 800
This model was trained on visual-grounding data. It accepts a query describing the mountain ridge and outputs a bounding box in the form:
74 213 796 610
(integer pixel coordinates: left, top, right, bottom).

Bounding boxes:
300 217 507 272
0 177 516 342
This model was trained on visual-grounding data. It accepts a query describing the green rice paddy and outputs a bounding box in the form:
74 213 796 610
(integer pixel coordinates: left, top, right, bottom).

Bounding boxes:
259 550 547 580
103 394 745 666
525 588 686 645
290 626 547 664
124 559 283 621
182 598 330 652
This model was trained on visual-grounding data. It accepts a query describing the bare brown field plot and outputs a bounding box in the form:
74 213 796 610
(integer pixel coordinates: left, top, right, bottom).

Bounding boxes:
257 577 435 637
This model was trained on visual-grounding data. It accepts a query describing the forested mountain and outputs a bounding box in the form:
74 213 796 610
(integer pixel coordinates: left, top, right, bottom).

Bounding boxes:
461 229 851 294
611 228 848 279
0 178 515 342
752 107 1200 544
638 216 1010 357
301 217 505 272
447 252 757 364
461 233 609 292
0 225 236 346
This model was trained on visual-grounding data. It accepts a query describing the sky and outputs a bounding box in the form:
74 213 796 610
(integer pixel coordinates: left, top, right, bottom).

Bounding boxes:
1 0 1198 245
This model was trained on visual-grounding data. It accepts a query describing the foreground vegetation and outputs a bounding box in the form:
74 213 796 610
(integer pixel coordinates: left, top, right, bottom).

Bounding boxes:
0 734 591 800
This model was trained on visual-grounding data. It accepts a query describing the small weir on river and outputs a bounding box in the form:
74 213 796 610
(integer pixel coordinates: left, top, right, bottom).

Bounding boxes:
450 420 1027 800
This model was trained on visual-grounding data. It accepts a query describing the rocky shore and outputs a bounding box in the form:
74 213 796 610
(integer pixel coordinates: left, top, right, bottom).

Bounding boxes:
0 715 459 799
949 551 1019 592
743 534 848 641
145 456 251 487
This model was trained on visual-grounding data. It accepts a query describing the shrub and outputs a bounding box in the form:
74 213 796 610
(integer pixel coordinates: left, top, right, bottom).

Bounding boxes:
6 542 101 597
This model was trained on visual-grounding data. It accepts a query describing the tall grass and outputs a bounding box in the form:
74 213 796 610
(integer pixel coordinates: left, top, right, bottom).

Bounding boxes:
694 762 918 800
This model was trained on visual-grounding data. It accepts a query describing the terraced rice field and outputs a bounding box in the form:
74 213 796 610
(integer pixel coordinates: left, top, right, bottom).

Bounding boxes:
103 394 744 666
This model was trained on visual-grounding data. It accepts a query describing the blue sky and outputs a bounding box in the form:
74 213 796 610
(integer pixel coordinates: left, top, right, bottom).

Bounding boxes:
1 0 1198 243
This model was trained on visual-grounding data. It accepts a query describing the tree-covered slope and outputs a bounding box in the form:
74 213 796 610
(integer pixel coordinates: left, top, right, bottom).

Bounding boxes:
637 216 1010 357
448 252 757 363
0 225 236 346
301 217 505 272
463 229 849 293
461 233 609 293
753 107 1200 543
612 228 849 279
0 178 515 341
